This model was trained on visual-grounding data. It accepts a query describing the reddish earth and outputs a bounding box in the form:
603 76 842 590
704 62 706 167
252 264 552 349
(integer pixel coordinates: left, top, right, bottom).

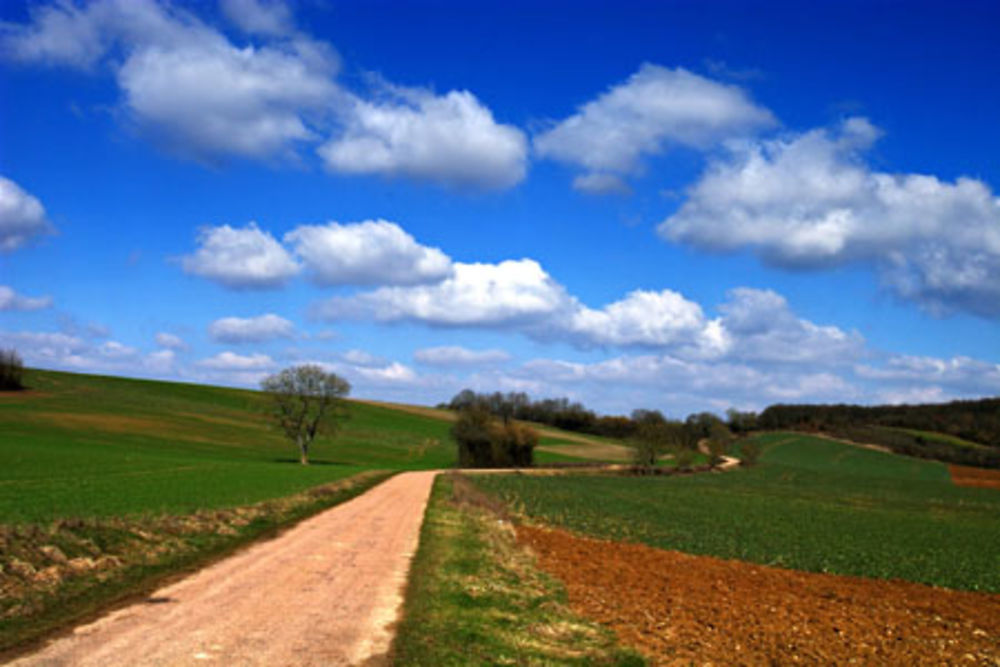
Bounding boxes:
950 464 1000 490
518 524 1000 665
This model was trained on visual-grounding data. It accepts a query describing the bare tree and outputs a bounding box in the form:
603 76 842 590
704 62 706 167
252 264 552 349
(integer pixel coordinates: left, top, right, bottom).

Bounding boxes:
261 365 350 465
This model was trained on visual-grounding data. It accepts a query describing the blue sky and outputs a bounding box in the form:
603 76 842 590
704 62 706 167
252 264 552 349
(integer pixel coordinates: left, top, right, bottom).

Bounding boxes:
1 0 998 416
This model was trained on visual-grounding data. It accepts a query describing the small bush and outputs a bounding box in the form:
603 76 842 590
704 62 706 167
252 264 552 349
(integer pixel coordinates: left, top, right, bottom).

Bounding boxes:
452 408 537 468
673 446 697 471
0 349 24 391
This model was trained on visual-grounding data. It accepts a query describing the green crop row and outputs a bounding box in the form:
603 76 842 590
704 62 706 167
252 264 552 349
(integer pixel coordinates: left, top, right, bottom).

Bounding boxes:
473 433 1000 592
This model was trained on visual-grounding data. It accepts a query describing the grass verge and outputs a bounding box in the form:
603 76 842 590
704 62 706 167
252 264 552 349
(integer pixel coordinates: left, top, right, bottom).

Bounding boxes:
0 470 392 657
390 474 644 666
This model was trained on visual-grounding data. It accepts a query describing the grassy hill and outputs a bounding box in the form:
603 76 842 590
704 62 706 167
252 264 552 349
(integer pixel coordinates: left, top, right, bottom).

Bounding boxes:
0 368 459 523
0 368 624 524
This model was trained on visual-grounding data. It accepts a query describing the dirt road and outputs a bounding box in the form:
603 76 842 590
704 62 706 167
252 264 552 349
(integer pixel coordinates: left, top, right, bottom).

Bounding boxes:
13 471 437 667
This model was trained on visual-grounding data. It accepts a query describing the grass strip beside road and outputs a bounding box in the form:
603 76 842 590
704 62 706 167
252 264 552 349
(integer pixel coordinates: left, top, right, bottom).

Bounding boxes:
0 470 393 657
391 474 644 666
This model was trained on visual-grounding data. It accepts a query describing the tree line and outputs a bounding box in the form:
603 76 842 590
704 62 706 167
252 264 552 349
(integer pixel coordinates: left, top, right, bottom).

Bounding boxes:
443 389 1000 469
758 399 1000 467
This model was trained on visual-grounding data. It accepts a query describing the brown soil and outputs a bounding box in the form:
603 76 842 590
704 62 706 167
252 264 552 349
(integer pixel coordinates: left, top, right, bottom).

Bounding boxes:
355 399 458 422
517 524 1000 665
950 464 1000 490
25 412 254 447
28 412 168 434
536 442 636 462
12 471 438 667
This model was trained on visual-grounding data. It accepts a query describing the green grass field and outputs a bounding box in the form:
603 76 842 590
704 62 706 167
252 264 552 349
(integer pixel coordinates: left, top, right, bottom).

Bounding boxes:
473 432 1000 592
0 368 456 523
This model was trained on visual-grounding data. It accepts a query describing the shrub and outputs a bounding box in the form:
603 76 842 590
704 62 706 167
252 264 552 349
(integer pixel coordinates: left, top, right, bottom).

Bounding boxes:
0 349 24 391
672 446 697 471
452 407 537 468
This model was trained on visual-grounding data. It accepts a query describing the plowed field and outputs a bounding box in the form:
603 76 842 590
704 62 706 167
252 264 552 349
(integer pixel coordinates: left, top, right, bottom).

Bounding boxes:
518 524 1000 665
950 464 1000 490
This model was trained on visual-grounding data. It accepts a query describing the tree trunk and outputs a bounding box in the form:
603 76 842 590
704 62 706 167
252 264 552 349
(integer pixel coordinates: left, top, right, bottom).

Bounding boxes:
298 436 309 465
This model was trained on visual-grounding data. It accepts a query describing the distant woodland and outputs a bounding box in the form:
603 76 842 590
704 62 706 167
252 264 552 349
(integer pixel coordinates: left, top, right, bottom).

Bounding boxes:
758 398 1000 468
443 390 1000 469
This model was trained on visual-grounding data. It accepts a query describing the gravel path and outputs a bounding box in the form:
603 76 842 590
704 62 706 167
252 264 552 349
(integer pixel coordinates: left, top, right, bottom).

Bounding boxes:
13 471 438 667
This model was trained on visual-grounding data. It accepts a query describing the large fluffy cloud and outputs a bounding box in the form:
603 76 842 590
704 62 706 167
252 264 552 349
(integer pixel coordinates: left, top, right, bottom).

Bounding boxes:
1 0 524 188
717 288 865 364
0 285 52 311
316 259 572 327
208 313 294 343
116 36 337 161
565 289 723 353
318 85 527 190
2 0 338 162
316 254 860 366
285 220 453 286
659 117 1000 318
180 223 299 289
535 64 775 191
0 176 54 252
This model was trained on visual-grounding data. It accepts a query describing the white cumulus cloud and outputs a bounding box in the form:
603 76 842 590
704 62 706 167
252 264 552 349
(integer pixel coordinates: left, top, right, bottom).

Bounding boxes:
0 285 52 311
316 259 571 327
353 361 418 384
2 0 338 162
717 288 864 364
155 332 187 350
856 354 1000 396
565 289 720 352
180 223 299 289
339 349 387 367
659 117 1000 318
197 350 276 371
535 64 775 190
414 346 511 366
220 0 293 36
3 1 526 190
316 254 861 365
318 85 527 190
571 172 632 196
208 313 294 343
0 176 54 252
286 219 452 286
